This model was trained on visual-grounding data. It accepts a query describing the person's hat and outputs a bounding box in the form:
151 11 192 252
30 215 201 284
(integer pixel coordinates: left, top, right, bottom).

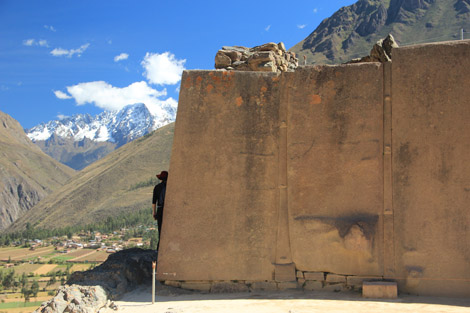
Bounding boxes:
156 171 168 179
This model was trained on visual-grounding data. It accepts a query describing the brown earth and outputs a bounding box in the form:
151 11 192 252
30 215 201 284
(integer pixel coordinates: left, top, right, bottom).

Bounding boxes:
105 285 470 313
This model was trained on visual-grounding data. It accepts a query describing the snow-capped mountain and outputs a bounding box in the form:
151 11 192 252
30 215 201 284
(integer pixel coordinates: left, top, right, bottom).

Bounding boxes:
25 103 176 170
27 102 175 147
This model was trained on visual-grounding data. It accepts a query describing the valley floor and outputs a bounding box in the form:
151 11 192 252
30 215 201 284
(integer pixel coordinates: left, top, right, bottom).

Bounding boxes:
105 285 470 313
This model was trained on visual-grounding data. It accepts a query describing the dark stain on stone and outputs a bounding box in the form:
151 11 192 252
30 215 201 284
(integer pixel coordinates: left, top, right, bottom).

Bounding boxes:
437 148 452 184
328 105 349 145
289 139 316 160
406 265 424 277
294 214 378 240
395 142 418 187
398 142 414 168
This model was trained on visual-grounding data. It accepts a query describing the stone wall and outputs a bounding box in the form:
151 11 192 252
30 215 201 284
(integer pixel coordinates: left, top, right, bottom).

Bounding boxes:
157 40 470 298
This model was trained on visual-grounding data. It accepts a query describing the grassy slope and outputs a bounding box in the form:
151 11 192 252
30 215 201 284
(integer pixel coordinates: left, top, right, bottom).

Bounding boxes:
7 123 174 231
0 111 75 190
0 111 75 229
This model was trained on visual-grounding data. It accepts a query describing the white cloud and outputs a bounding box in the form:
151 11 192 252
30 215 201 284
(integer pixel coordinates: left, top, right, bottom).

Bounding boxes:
23 39 49 47
114 53 129 62
38 40 49 47
57 114 69 120
297 24 307 29
23 39 35 46
313 8 318 13
50 43 90 58
141 52 186 86
44 25 56 32
54 90 72 99
265 25 271 31
56 81 174 115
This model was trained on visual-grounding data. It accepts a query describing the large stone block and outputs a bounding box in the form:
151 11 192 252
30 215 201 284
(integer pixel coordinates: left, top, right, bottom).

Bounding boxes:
392 40 470 297
249 281 278 291
326 274 347 283
304 281 323 291
304 272 325 281
211 282 249 293
286 64 384 277
362 281 397 299
180 281 212 292
277 281 299 290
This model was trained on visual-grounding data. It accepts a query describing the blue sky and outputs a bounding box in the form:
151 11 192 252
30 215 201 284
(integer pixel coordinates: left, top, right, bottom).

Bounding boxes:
0 0 356 129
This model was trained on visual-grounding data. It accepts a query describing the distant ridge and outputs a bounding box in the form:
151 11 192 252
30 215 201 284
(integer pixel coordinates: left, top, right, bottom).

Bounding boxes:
0 111 75 230
290 0 470 64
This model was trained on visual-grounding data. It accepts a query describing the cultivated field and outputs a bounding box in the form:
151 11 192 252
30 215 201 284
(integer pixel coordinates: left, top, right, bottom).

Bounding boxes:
72 250 109 262
33 264 57 275
0 247 55 262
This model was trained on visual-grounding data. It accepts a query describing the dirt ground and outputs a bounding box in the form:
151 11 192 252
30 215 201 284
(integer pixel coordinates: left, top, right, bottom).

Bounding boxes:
103 284 470 313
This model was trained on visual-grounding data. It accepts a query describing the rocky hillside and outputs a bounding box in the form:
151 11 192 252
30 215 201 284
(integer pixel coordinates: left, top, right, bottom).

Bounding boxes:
8 122 174 232
290 0 470 64
27 103 176 170
0 111 75 230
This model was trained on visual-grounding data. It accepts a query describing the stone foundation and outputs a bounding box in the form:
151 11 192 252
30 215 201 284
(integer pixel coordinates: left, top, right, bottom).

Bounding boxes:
163 270 387 293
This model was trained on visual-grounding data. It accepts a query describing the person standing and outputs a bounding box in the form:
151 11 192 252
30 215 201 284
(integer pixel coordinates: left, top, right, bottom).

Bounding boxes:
152 170 168 251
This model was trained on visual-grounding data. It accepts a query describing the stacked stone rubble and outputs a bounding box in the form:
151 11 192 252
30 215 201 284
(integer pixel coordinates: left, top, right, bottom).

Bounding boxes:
346 34 399 63
34 285 111 313
215 42 298 72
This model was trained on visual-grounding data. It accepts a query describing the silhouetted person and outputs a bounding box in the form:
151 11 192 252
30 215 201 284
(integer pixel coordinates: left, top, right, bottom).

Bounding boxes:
152 170 168 251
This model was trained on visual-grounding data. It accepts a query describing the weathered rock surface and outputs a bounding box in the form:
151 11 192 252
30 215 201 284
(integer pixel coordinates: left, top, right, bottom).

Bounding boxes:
215 42 298 72
346 34 399 63
34 285 108 313
34 248 157 313
67 248 158 300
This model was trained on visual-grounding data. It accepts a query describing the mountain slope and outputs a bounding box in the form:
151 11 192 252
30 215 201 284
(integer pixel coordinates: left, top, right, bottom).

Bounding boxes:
27 103 176 170
0 111 75 230
7 122 174 232
290 0 470 64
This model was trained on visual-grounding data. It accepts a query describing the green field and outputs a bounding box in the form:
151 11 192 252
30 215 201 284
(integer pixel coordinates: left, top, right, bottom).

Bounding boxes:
0 301 42 309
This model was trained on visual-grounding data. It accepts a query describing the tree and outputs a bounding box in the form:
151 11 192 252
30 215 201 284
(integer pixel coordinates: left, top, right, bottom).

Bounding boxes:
2 270 14 290
47 272 56 287
149 229 159 250
20 272 27 289
31 280 39 298
12 280 19 292
21 286 32 302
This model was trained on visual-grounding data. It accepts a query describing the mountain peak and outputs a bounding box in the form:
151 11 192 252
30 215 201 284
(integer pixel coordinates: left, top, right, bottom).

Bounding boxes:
27 102 175 146
290 0 470 64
